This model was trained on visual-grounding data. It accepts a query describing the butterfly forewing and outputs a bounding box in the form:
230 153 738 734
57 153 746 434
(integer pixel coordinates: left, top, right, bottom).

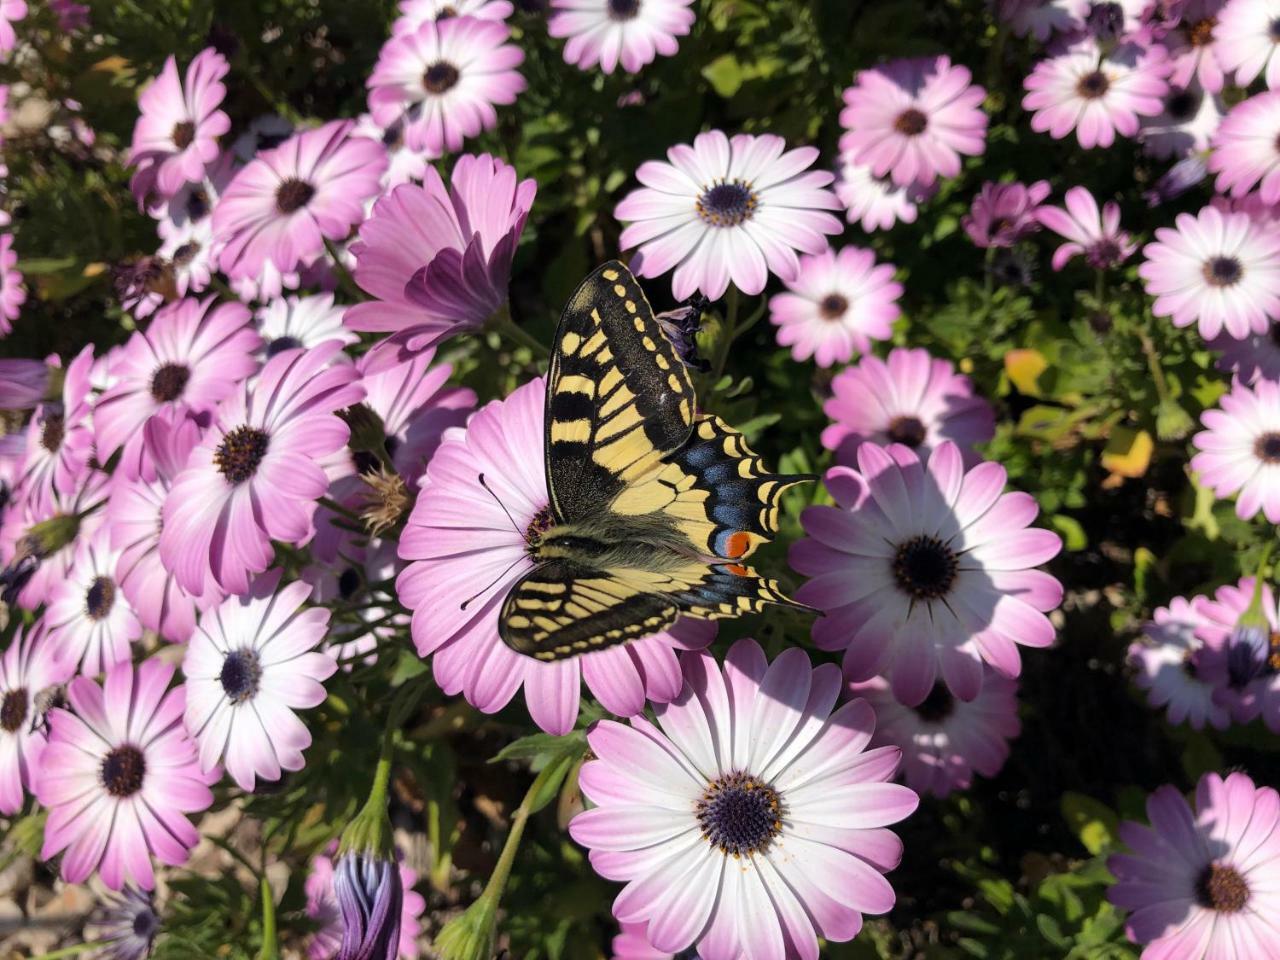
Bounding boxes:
545 261 695 523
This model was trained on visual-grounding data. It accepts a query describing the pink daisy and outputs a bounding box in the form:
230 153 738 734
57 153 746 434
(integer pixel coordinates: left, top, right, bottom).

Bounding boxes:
159 342 363 596
347 153 536 362
1208 320 1280 383
306 849 425 960
0 358 48 410
0 232 25 334
848 670 1020 798
767 246 902 367
548 0 696 75
1140 203 1280 340
1022 36 1170 149
108 410 223 644
1108 772 1280 957
569 638 919 959
610 921 681 960
1215 0 1280 89
257 293 355 357
1209 91 1280 204
396 378 715 735
45 527 143 676
14 344 95 516
1192 576 1280 726
0 0 24 55
212 120 387 281
820 348 995 467
791 443 1063 705
393 0 513 33
1192 379 1280 521
366 17 525 158
999 0 1082 41
1035 185 1138 270
1139 81 1224 158
182 571 337 791
1128 594 1231 731
615 130 842 300
1166 0 1231 92
0 624 75 815
839 55 987 188
93 296 262 479
128 49 231 204
36 659 214 890
835 155 932 232
961 179 1050 249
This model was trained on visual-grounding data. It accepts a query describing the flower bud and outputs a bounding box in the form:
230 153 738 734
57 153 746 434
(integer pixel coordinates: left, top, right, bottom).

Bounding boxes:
334 851 403 960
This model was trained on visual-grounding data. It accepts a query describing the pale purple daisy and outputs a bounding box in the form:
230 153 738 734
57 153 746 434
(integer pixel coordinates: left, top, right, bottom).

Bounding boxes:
36 659 214 890
45 527 143 676
961 179 1050 249
1209 91 1280 203
1022 36 1170 149
839 55 987 188
84 888 161 960
835 155 932 232
1140 203 1280 340
93 296 261 479
1209 320 1280 383
1192 379 1280 521
352 113 431 188
0 231 25 334
999 0 1081 40
548 0 696 75
611 921 687 960
1215 0 1280 89
0 0 24 55
768 246 901 367
1165 0 1231 92
821 348 995 467
366 17 525 158
0 624 75 814
14 344 96 515
108 410 223 645
0 358 48 410
791 443 1063 705
347 153 536 362
182 571 336 792
159 342 363 597
213 120 387 281
257 293 355 357
301 538 401 668
616 130 842 300
128 49 231 204
1036 185 1138 270
158 214 220 298
848 671 1020 798
1193 576 1280 726
305 849 425 960
1139 82 1224 159
569 638 919 959
393 0 513 33
1129 594 1231 731
397 378 715 735
1109 772 1280 957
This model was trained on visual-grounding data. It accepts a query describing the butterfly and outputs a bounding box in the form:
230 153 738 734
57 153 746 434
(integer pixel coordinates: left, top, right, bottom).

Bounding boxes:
497 260 812 661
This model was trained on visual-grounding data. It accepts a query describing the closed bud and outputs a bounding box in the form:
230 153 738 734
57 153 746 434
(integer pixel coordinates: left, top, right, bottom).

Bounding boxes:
334 851 403 960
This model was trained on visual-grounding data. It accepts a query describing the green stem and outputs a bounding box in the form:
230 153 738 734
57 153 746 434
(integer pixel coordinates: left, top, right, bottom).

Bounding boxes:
256 876 280 960
1095 268 1107 306
1136 318 1172 409
489 302 550 358
323 237 366 303
29 943 102 960
208 274 243 303
318 496 364 525
710 285 740 383
982 246 996 308
243 66 304 127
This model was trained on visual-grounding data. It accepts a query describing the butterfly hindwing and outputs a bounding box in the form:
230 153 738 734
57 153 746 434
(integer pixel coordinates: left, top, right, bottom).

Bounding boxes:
545 261 695 523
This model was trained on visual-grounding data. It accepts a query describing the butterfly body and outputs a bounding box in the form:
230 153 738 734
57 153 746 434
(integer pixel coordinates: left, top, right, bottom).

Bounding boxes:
498 261 811 661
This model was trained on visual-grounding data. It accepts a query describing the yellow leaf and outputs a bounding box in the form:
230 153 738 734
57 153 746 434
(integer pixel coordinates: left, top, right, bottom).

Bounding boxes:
1101 427 1154 478
1005 348 1047 396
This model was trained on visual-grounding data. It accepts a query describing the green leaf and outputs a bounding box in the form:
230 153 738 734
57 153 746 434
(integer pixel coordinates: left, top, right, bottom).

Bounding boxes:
1062 792 1120 855
489 731 586 765
1051 514 1088 552
702 53 744 97
16 255 78 274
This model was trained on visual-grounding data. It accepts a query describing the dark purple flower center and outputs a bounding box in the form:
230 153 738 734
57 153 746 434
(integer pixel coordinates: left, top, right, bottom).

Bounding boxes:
696 771 783 857
1196 862 1250 912
526 504 557 550
86 576 116 620
275 178 316 214
132 906 160 939
1181 649 1200 678
171 120 196 150
1085 238 1123 269
215 425 270 484
220 649 262 703
338 567 361 599
186 188 210 222
40 413 65 453
608 0 640 19
894 108 928 136
1255 431 1280 463
913 683 954 722
818 293 848 320
435 3 458 16
1076 70 1110 99
101 745 147 797
893 534 958 600
171 241 200 267
150 362 191 402
1166 88 1197 121
1270 17 1280 42
696 180 758 228
1085 2 1124 39
265 335 304 357
1203 255 1243 288
1188 17 1216 46
886 415 927 447
1270 323 1280 348
423 61 461 94
0 688 27 733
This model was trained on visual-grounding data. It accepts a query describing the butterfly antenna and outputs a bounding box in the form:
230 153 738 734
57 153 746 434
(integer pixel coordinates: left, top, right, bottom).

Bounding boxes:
477 473 529 543
459 552 527 611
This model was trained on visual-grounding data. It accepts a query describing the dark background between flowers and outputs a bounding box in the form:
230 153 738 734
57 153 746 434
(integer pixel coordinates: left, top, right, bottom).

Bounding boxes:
2 0 1275 957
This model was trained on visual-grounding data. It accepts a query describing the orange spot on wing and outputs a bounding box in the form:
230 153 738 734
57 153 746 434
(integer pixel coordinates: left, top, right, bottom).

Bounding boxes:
726 563 749 577
725 531 751 559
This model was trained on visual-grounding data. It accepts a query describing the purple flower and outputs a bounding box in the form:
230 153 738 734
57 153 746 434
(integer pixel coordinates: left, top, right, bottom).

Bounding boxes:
335 852 404 960
548 0 696 75
0 359 47 410
0 232 25 335
961 180 1050 249
1036 186 1137 270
